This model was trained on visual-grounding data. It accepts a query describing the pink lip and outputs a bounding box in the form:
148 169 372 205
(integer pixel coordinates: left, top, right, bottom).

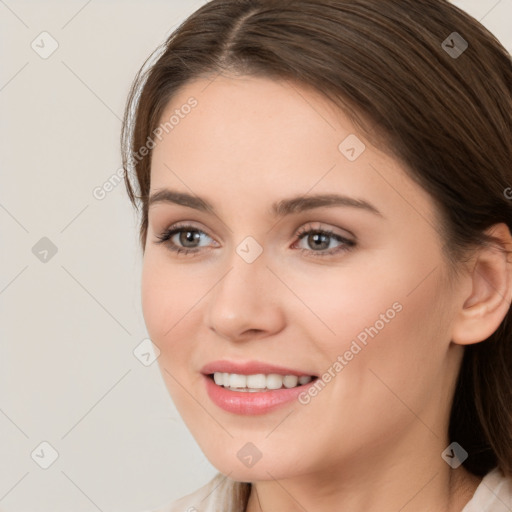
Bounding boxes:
200 360 319 415
200 360 317 377
203 374 318 415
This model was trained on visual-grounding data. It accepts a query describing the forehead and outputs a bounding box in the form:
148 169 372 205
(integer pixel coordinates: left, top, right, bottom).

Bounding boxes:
154 75 347 171
149 75 435 226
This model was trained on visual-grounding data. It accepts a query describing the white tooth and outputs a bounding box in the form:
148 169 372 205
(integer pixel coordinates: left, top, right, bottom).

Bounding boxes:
212 372 311 389
266 374 284 390
283 375 299 388
246 374 267 389
229 373 247 388
298 375 312 385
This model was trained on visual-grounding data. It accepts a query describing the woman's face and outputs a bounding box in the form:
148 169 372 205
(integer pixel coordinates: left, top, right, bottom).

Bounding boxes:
142 75 466 482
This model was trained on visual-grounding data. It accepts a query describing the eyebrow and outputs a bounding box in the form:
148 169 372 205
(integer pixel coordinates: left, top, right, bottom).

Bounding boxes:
148 189 383 217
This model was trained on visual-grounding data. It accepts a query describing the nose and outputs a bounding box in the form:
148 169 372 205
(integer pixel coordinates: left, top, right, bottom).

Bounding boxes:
205 249 286 342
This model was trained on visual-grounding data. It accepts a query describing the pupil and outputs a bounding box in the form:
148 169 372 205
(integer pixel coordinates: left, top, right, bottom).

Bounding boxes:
180 230 199 247
309 233 329 250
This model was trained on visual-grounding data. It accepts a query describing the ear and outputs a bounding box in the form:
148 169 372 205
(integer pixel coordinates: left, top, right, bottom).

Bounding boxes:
451 223 512 346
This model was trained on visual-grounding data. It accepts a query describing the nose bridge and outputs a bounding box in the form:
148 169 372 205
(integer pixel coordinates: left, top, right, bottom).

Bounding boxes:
205 237 284 339
213 241 268 313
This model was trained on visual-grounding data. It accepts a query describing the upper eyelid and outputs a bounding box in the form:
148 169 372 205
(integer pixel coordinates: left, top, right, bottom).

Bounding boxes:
162 223 214 242
296 221 355 239
161 223 354 246
161 221 350 235
157 220 211 235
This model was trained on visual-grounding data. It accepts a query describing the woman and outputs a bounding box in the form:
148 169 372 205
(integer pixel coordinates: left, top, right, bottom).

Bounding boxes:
121 0 512 510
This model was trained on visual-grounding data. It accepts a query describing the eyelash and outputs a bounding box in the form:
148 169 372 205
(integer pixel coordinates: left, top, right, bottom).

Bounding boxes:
154 222 356 258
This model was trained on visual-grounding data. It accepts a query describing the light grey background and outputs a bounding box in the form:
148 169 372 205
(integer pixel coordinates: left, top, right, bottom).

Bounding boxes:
0 1 510 511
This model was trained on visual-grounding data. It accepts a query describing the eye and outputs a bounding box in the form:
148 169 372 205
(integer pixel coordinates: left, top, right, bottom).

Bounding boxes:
154 223 216 256
292 223 355 257
154 222 356 258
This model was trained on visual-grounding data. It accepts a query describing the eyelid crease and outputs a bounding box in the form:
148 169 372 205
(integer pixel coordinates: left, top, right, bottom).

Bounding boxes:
154 222 356 258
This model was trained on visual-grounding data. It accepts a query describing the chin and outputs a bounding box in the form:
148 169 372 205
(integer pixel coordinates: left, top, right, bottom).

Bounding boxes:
203 446 303 482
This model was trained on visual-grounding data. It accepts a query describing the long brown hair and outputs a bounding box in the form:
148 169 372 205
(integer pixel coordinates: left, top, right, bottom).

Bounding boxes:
121 0 512 508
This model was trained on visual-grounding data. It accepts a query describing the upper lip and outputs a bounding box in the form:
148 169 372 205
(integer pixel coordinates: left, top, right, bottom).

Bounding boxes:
201 360 318 377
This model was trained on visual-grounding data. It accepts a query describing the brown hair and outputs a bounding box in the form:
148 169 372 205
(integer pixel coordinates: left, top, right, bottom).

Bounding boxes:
121 0 512 507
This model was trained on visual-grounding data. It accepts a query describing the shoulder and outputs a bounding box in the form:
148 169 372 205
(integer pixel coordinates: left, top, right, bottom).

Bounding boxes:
462 466 512 512
144 473 247 512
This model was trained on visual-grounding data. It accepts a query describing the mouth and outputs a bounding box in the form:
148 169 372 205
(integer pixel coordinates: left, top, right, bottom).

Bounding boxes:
200 360 320 414
207 372 319 392
202 371 320 415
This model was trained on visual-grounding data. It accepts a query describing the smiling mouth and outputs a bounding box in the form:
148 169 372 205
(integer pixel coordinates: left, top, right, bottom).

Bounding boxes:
208 372 318 392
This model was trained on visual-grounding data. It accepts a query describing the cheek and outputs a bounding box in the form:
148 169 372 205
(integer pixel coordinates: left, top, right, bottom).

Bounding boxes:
287 273 450 459
140 251 211 390
276 259 405 351
141 254 199 405
140 251 198 341
140 254 168 341
289 250 450 388
334 269 450 414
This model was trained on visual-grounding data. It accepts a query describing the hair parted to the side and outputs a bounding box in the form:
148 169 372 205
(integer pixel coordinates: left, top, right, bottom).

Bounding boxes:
121 0 512 507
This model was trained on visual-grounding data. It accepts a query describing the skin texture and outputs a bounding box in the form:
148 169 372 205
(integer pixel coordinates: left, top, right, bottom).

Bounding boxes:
141 75 512 512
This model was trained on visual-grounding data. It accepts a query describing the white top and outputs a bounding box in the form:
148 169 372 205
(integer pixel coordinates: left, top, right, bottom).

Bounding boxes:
146 467 512 512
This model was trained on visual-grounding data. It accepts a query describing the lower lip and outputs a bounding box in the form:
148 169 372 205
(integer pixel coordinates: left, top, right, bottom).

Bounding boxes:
203 374 318 415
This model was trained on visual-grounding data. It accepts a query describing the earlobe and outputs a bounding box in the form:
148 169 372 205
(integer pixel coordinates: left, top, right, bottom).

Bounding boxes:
451 223 512 346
